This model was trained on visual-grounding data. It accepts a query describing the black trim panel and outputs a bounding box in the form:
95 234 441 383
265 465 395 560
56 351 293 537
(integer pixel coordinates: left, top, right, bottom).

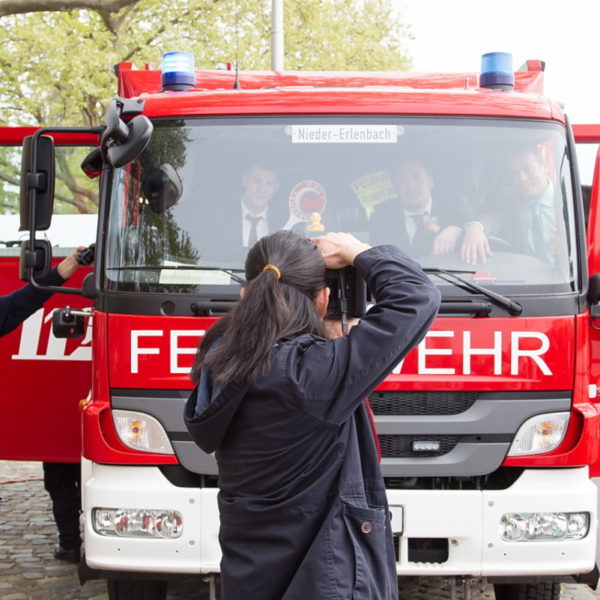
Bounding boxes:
97 289 582 317
97 290 239 316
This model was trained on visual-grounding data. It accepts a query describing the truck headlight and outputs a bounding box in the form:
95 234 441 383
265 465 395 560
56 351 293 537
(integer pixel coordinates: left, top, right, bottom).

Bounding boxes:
112 409 174 454
507 412 569 456
500 512 589 542
93 508 183 538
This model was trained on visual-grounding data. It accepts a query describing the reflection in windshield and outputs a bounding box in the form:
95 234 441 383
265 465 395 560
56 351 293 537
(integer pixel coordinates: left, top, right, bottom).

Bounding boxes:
106 117 578 294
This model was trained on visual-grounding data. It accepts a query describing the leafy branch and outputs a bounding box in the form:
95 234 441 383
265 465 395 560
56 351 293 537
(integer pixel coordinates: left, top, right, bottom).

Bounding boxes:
0 0 141 18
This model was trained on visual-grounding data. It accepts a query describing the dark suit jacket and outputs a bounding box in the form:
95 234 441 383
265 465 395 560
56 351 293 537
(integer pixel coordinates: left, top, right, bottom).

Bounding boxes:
479 202 529 253
369 194 473 257
476 183 565 262
200 200 289 266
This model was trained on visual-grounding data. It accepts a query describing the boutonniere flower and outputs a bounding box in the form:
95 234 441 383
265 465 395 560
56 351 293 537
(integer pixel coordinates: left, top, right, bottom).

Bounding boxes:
424 216 440 233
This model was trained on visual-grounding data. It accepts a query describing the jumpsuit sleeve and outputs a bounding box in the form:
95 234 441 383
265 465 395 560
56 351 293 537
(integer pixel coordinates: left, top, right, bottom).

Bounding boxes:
0 267 65 337
285 245 440 425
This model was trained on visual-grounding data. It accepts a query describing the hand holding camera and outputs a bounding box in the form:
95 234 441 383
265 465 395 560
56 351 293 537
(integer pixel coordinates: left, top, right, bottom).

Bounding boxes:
56 246 88 279
311 232 370 269
75 243 95 266
313 233 370 335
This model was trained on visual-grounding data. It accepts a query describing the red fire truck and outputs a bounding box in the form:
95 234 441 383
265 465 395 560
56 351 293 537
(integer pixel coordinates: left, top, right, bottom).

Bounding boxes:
3 52 600 600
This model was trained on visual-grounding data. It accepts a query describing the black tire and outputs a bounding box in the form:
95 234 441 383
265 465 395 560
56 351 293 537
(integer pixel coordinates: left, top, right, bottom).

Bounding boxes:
493 582 560 600
107 579 168 600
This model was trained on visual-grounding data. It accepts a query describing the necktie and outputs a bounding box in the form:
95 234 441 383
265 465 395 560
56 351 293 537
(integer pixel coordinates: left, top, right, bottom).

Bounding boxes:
246 214 262 247
410 212 427 233
409 212 430 256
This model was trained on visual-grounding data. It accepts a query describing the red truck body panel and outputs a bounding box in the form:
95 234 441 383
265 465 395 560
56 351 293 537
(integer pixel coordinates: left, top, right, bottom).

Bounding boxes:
0 259 91 461
106 313 574 391
117 66 559 122
0 128 95 462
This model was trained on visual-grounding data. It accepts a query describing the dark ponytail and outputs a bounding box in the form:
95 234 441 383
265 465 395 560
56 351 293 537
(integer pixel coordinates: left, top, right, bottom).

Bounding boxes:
191 231 326 385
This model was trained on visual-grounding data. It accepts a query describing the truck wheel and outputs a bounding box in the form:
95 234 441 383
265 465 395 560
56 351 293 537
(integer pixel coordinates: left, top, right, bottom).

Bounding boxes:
493 582 560 600
106 579 168 600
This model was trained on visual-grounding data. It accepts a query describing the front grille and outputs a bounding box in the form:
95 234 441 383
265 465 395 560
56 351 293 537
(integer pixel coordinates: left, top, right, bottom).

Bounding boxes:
378 435 459 458
368 391 478 416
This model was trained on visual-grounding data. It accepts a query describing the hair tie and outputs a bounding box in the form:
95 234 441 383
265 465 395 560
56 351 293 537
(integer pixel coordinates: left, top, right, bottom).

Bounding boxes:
262 264 281 279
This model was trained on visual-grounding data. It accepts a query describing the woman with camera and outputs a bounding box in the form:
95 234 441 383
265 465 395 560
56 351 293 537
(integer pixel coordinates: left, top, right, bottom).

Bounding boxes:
185 231 440 600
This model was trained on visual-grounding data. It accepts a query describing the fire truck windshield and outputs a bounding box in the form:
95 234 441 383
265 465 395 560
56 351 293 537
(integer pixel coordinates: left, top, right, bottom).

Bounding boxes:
105 116 578 297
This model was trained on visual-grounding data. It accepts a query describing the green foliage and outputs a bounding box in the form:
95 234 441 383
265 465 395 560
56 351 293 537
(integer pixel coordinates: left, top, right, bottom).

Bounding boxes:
284 0 412 71
0 147 20 215
54 146 100 214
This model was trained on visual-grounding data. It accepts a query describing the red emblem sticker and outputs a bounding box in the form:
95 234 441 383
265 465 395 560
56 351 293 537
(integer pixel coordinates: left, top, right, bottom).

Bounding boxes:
472 271 496 284
289 180 327 221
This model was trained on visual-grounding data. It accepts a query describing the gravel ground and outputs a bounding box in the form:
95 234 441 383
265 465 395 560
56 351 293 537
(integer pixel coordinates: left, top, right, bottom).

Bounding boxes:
1 460 598 599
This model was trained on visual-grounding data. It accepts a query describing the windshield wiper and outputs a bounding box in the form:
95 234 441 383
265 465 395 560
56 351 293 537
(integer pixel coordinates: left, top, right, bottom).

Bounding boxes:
106 265 246 283
423 268 522 316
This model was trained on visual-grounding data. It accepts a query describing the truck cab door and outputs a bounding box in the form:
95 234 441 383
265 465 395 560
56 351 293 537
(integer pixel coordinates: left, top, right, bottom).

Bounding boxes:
0 127 98 462
572 124 600 584
573 125 600 477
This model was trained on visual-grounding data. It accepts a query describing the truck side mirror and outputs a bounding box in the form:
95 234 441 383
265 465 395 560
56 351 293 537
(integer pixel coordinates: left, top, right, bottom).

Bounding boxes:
19 135 55 231
101 99 153 168
52 307 86 339
82 272 97 299
81 147 103 179
589 273 600 319
144 163 183 213
106 115 153 168
19 239 51 282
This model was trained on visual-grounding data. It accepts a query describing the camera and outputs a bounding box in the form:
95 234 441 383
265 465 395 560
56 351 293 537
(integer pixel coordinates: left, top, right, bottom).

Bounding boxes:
76 243 95 266
325 266 367 320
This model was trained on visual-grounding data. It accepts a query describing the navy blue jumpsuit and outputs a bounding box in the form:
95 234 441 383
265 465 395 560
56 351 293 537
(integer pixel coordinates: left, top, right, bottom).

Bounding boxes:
185 245 441 599
0 267 64 336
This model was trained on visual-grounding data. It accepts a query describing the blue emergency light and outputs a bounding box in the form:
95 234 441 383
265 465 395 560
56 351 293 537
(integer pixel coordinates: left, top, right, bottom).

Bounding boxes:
161 52 196 91
479 52 514 91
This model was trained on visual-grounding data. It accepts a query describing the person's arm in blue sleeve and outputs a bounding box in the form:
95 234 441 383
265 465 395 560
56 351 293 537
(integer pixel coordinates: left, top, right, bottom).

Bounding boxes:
0 248 83 337
287 243 441 425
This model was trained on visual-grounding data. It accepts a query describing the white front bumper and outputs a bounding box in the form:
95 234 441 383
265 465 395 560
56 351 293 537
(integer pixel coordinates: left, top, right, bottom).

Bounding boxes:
83 461 597 577
393 466 597 576
82 459 220 574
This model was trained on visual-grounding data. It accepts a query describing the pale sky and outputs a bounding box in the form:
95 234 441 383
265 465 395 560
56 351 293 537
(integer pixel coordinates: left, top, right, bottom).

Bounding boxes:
400 0 600 124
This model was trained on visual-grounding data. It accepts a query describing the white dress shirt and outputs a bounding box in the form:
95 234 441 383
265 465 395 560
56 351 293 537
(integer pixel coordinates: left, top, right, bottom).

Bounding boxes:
403 198 433 244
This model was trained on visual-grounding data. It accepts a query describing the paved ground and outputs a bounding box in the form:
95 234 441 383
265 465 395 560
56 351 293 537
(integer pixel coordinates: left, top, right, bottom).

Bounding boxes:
0 460 598 599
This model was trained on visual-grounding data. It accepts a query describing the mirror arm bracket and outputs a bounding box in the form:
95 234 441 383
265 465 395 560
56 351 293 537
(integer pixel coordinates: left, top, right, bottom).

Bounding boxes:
24 251 38 268
26 172 47 191
27 280 85 297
